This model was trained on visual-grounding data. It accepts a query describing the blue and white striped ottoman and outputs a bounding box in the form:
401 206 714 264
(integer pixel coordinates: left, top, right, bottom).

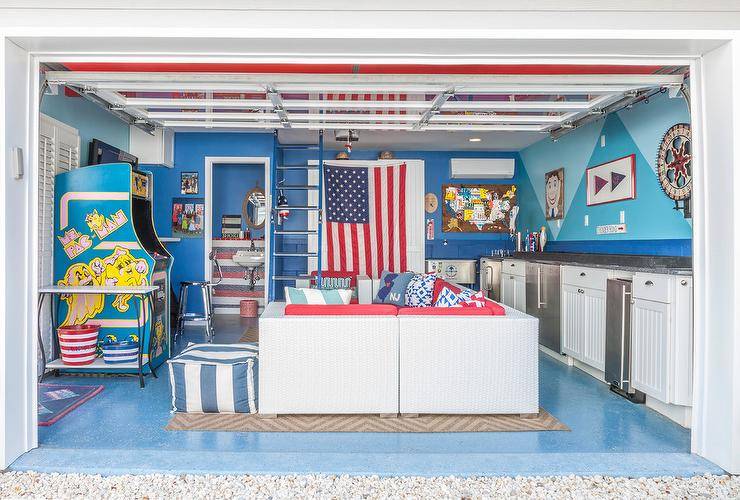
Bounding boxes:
167 343 258 413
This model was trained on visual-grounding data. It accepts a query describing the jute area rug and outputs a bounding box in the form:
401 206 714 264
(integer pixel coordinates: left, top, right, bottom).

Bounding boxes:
238 325 258 343
166 409 568 432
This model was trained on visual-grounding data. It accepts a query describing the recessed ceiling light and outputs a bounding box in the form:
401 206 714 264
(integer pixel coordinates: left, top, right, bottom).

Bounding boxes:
468 137 482 142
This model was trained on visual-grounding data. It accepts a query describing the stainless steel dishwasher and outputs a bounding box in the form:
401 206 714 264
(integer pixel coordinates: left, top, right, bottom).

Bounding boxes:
525 262 561 353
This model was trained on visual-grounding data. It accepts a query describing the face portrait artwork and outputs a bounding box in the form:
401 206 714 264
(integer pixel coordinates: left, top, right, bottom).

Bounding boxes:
545 168 564 220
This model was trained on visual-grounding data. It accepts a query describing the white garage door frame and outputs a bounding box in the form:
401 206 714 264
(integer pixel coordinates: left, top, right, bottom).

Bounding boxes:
0 27 738 474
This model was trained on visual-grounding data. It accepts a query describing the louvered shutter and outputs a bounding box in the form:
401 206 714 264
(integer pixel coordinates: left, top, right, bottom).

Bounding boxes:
38 114 79 368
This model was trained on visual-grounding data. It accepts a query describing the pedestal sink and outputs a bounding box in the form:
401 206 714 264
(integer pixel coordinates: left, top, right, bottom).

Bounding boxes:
233 248 265 290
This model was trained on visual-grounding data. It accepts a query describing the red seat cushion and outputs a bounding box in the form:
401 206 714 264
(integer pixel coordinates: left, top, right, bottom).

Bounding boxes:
484 299 506 316
397 307 492 316
284 304 398 316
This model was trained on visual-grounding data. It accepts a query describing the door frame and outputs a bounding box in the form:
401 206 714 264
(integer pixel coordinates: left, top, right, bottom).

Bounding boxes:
204 156 271 307
2 39 737 473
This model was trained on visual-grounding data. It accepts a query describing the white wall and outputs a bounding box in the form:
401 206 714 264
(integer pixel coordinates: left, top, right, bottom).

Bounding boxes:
691 40 740 475
0 38 33 468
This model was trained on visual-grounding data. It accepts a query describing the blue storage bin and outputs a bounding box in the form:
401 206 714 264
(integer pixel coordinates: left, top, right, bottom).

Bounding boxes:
102 341 140 364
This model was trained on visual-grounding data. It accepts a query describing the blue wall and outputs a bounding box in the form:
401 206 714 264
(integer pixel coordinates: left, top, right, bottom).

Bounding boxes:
41 90 130 166
283 148 543 261
519 92 692 256
148 132 274 293
212 163 266 238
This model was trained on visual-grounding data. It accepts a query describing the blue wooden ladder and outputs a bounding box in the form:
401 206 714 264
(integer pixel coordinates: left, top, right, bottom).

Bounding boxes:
268 130 324 302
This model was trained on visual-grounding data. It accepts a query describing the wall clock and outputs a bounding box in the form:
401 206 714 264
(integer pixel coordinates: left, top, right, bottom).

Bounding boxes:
424 192 438 213
657 123 692 218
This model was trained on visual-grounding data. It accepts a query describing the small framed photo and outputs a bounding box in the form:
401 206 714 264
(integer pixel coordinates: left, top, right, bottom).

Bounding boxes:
180 172 199 195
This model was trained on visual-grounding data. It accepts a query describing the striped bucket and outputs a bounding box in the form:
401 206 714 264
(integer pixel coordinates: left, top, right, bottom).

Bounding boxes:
102 341 140 365
58 324 100 366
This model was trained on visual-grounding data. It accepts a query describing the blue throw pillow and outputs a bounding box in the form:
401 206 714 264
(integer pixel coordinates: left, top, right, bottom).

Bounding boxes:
405 273 438 307
373 271 414 306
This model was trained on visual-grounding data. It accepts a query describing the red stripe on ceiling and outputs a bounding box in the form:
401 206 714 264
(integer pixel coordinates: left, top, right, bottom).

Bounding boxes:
61 62 667 75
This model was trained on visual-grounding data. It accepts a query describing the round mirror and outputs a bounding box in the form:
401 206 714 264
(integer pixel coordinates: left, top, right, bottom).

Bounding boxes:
242 187 266 229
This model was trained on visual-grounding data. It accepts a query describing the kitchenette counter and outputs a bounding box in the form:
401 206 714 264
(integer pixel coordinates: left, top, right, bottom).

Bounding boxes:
504 251 692 275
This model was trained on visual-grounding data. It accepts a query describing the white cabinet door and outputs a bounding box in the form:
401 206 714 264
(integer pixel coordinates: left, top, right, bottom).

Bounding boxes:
561 284 584 359
582 287 607 371
513 275 527 312
631 298 670 402
671 277 693 406
501 273 516 308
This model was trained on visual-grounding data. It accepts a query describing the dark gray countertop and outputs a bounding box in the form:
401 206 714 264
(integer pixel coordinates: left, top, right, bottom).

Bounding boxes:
502 251 693 275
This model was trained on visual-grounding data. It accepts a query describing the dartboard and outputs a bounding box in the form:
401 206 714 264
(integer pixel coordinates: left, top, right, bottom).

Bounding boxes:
656 123 692 201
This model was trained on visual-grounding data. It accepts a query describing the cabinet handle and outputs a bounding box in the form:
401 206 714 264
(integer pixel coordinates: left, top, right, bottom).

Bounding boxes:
510 263 515 267
579 272 586 277
577 288 584 294
509 275 514 279
644 280 654 287
680 279 688 286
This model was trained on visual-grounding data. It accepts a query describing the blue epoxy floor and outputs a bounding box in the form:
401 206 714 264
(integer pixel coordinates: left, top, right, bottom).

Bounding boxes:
13 315 723 477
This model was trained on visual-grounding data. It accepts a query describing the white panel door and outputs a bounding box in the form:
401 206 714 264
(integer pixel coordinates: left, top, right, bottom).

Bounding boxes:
631 298 670 402
513 275 527 312
582 287 607 371
561 284 584 359
501 273 516 308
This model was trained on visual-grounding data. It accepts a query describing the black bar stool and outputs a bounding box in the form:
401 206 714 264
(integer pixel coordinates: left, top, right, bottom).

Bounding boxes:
174 251 223 343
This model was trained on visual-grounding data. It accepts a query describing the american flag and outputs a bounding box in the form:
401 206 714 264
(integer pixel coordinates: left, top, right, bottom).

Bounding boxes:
323 163 407 279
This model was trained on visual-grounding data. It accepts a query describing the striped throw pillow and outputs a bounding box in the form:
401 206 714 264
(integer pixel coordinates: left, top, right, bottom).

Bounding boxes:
168 343 259 413
284 287 352 305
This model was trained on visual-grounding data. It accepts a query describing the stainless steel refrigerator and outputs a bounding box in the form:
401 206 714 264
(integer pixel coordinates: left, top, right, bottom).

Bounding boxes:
525 262 561 352
479 258 502 302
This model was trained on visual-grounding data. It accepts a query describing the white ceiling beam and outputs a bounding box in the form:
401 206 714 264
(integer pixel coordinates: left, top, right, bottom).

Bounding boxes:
456 84 646 94
429 114 563 124
282 99 430 110
146 111 281 120
292 123 412 131
424 124 547 132
124 97 275 108
286 113 422 122
161 121 282 129
275 84 447 93
440 100 591 111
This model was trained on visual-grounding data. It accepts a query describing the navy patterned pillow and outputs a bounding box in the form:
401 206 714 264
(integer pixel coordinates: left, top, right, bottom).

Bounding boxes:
405 273 438 307
373 271 414 306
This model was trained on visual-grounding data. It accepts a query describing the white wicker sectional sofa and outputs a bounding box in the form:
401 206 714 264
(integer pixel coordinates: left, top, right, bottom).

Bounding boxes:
259 297 539 416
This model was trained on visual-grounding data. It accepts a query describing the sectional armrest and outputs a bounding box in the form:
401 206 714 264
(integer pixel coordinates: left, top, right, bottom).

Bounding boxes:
357 275 373 304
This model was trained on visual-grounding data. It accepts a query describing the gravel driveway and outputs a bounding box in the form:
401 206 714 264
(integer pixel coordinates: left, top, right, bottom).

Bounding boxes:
0 472 738 499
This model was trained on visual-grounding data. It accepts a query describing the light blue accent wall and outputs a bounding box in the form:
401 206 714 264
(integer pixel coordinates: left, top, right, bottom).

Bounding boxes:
212 163 266 239
519 92 692 255
40 90 130 166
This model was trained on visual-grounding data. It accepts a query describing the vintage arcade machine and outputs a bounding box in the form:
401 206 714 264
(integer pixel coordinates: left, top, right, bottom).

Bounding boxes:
52 162 172 379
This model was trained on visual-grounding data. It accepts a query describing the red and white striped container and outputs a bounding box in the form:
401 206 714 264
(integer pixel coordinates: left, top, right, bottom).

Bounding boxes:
58 324 100 366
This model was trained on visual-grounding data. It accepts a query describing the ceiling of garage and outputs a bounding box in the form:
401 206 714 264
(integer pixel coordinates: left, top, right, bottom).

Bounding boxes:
44 63 688 151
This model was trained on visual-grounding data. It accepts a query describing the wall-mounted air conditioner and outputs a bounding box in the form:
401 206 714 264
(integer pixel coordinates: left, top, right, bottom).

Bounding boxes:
450 158 515 179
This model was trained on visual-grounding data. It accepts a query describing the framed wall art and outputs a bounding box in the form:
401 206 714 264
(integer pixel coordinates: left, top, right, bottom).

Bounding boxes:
545 168 564 220
172 197 204 238
180 171 199 195
585 154 636 206
442 184 517 233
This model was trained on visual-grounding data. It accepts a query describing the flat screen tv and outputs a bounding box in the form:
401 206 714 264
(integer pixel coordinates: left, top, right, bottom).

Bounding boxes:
88 139 138 168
